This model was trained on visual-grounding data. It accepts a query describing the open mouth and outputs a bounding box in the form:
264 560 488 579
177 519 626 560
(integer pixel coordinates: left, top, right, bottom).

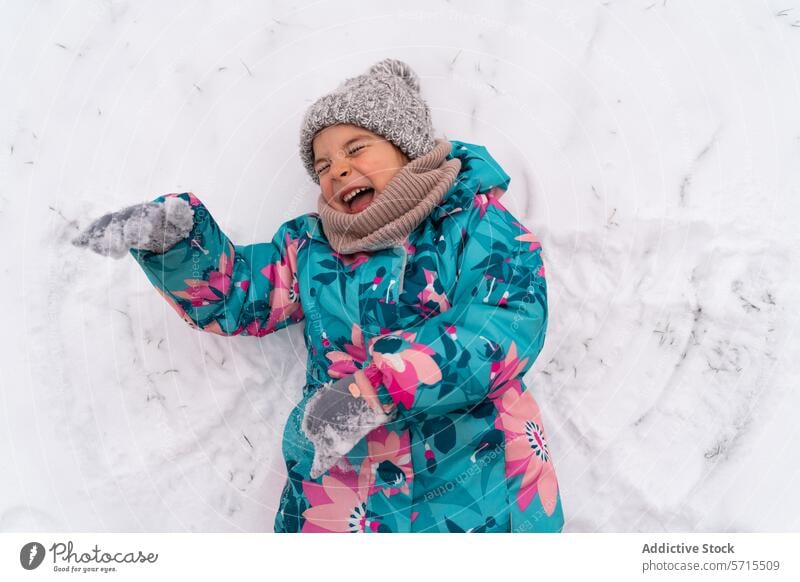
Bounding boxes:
342 187 376 213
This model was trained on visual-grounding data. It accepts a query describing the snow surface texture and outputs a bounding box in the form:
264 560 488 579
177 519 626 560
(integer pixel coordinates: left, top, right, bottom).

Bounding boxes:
2 0 799 532
302 377 394 479
71 197 194 258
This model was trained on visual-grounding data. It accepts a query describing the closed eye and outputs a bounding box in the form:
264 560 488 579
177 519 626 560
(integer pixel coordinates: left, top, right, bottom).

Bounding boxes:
315 143 368 175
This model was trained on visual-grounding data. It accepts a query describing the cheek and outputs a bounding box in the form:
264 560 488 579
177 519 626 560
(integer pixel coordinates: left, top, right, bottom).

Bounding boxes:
319 177 334 200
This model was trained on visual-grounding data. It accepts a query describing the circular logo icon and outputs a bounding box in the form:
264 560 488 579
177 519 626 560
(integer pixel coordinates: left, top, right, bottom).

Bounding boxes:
20 542 46 570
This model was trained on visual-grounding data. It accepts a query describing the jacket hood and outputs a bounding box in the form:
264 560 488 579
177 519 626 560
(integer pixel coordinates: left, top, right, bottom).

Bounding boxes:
444 140 511 205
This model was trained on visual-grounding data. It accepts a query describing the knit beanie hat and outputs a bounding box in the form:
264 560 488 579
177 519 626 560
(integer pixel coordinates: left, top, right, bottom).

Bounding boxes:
299 58 436 184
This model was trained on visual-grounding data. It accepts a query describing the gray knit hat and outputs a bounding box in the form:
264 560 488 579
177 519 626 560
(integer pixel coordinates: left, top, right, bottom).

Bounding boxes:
299 58 436 184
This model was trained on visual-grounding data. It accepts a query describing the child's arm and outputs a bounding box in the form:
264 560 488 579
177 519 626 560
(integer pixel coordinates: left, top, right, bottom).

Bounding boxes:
73 192 306 336
129 192 306 336
363 188 548 420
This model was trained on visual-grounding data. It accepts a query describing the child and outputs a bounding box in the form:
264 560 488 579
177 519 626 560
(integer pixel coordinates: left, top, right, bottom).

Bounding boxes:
72 58 564 533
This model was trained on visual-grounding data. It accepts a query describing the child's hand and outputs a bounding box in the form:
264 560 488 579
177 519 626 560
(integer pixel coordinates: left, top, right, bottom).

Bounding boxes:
302 374 394 479
72 197 194 259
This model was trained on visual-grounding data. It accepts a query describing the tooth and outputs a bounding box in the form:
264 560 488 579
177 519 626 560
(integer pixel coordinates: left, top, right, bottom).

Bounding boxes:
343 187 369 202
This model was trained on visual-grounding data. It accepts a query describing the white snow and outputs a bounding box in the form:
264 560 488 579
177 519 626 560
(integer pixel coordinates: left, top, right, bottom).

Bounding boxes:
1 0 799 532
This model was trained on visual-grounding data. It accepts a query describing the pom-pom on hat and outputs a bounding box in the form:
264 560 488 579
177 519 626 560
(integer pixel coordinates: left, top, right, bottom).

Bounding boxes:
299 58 436 184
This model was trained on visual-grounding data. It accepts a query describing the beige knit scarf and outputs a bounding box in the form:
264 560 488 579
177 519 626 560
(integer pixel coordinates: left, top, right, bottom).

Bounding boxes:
317 139 462 255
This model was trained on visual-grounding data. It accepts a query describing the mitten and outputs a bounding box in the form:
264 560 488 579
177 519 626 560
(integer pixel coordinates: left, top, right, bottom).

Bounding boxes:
72 197 194 259
302 368 395 479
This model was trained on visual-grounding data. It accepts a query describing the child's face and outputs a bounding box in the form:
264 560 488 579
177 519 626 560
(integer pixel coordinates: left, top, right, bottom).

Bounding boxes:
313 123 409 214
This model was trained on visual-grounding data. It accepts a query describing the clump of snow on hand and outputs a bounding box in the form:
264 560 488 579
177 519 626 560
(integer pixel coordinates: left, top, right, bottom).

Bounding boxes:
163 196 194 238
308 406 388 479
302 379 394 479
72 197 194 259
86 215 130 259
123 198 194 253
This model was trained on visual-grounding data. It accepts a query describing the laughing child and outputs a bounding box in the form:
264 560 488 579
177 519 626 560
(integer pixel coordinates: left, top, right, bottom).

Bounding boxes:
72 58 564 533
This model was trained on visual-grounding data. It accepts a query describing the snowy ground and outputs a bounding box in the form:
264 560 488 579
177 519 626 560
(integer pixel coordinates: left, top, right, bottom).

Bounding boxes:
1 0 799 532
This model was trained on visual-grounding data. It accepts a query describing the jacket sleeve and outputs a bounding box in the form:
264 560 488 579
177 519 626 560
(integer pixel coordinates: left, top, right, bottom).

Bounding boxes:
363 188 548 421
129 192 305 336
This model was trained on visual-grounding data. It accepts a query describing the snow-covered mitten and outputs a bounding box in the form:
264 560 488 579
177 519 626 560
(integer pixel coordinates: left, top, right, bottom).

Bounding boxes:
302 371 395 479
72 197 194 259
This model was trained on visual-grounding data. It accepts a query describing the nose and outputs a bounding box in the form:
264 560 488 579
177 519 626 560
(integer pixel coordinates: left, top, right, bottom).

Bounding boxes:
330 156 350 178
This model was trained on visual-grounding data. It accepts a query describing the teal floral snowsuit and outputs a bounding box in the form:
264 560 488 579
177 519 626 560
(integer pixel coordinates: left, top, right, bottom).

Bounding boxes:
131 141 565 533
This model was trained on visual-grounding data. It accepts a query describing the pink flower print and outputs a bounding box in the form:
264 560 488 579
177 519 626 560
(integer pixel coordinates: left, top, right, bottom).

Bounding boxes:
173 241 235 307
437 206 464 220
301 462 381 533
497 290 510 307
487 341 529 400
288 273 300 304
368 331 442 410
366 426 413 497
512 221 542 252
160 285 246 337
495 387 559 516
202 319 232 336
155 287 199 330
325 323 369 378
486 185 507 199
417 269 450 315
256 233 304 334
423 441 437 472
537 264 546 278
242 319 269 337
332 250 370 271
473 186 508 218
